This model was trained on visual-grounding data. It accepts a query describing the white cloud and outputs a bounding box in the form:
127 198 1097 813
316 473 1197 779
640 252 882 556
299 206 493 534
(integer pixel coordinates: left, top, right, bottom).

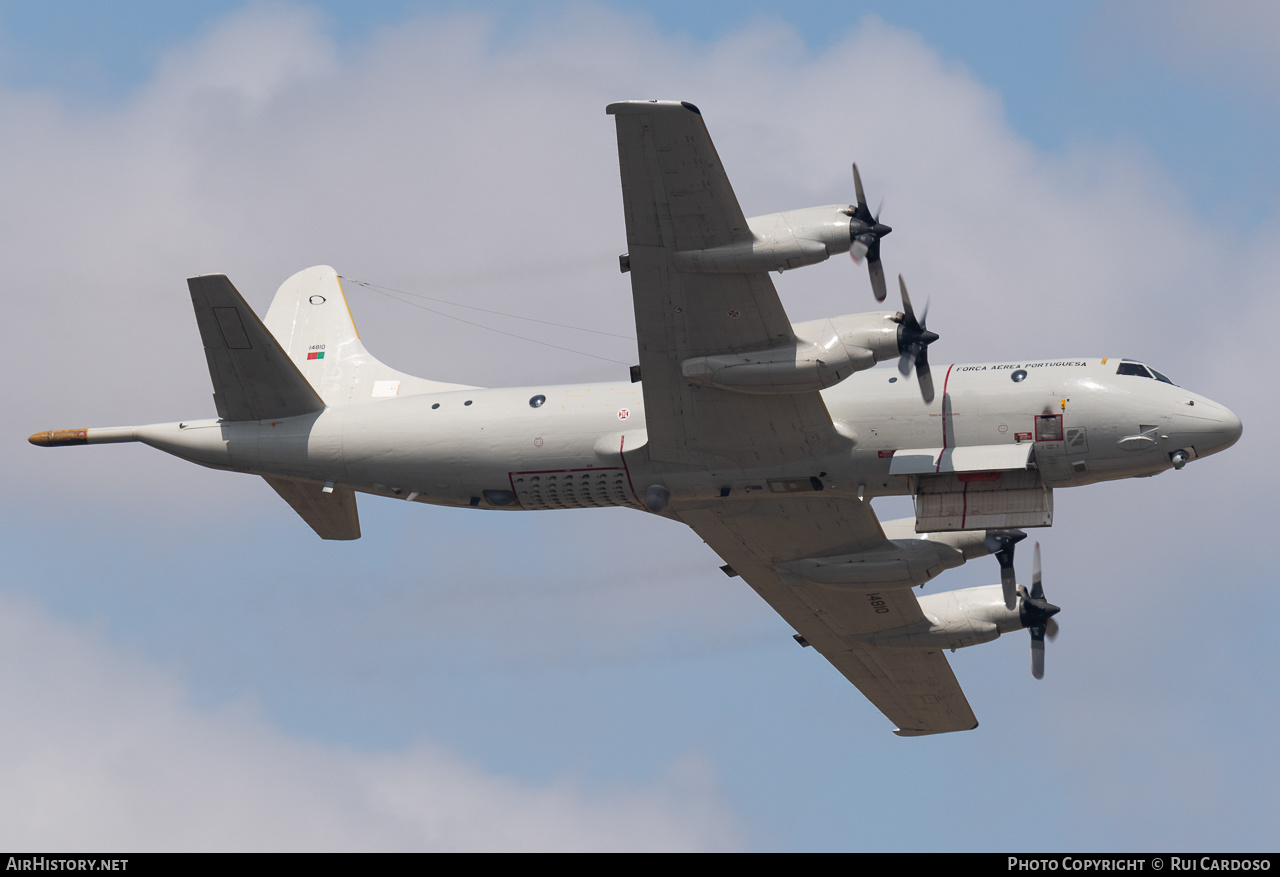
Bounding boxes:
0 595 742 851
1105 0 1280 98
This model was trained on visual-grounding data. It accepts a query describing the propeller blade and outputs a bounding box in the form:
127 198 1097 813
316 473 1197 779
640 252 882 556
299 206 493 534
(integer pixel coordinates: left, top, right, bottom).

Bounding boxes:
868 257 886 302
852 163 869 218
1000 562 1017 613
897 349 914 377
850 240 869 263
1031 542 1044 600
917 352 935 404
1030 632 1046 679
1045 617 1060 641
898 275 916 324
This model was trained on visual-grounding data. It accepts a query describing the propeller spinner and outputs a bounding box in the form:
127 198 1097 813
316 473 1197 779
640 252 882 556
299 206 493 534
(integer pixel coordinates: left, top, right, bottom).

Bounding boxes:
849 164 892 301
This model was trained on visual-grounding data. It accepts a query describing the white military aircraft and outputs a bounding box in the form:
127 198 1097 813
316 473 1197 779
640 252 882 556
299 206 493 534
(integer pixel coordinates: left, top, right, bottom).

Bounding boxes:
30 100 1241 736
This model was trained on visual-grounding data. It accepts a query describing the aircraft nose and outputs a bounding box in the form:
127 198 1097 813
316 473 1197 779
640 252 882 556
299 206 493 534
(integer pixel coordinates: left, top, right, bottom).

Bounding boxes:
1213 405 1244 453
1172 398 1242 459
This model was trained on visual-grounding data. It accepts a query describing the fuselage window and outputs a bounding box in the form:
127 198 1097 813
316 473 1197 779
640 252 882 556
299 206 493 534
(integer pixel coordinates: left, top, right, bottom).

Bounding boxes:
529 394 546 408
1116 362 1153 378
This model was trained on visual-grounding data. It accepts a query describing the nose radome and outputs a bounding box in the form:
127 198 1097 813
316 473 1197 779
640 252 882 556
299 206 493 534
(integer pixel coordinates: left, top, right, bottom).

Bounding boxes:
1216 406 1243 452
1176 399 1242 458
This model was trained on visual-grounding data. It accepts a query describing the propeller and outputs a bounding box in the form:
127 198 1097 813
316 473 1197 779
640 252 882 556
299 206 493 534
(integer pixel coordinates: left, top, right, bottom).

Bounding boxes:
1017 542 1061 680
895 275 938 404
848 164 892 301
984 528 1027 610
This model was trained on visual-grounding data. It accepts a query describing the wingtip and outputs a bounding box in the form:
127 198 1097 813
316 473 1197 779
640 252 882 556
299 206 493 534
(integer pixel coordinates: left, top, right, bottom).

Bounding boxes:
606 99 699 116
893 719 978 737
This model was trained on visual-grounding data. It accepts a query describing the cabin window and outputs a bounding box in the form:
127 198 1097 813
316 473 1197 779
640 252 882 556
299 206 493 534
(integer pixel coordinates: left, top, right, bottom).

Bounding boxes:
529 394 546 408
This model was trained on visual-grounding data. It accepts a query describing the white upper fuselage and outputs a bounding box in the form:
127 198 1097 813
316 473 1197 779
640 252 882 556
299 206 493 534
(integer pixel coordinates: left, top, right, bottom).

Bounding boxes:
133 356 1242 514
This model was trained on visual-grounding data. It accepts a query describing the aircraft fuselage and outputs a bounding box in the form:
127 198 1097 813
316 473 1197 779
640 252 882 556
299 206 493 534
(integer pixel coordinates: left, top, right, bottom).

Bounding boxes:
108 356 1241 516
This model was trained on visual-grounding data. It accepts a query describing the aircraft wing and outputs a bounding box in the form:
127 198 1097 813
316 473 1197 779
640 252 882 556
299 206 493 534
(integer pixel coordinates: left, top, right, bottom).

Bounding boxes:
679 499 979 736
609 101 975 734
607 100 841 467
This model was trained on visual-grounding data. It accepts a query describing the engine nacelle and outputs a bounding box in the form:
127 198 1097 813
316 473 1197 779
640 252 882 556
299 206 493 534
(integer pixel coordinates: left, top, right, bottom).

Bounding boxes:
681 312 900 394
878 518 995 560
779 522 1028 594
671 205 856 274
776 534 967 590
856 584 1026 650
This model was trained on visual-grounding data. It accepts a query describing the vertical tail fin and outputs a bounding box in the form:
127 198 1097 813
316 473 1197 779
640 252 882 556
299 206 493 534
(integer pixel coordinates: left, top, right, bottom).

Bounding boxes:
263 266 474 406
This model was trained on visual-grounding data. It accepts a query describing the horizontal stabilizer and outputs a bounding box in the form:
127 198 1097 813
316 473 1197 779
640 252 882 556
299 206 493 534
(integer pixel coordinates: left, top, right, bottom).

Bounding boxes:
262 475 361 541
188 274 325 421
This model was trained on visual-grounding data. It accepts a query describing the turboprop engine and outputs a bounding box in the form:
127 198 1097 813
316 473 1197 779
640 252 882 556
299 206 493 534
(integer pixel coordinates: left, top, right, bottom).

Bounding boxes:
680 275 939 400
775 524 1022 592
681 310 901 394
671 205 872 275
855 544 1062 679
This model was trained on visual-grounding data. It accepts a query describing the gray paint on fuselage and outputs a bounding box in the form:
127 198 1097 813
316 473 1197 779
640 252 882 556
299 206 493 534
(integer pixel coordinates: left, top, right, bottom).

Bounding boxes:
128 357 1240 512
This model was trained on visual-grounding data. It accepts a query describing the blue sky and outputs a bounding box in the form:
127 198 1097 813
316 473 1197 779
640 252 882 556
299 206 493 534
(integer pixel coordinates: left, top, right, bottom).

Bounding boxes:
1 1 1275 851
4 0 1276 224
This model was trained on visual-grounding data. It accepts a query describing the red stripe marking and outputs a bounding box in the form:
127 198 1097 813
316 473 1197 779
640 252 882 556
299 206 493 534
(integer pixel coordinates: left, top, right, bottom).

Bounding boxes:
508 470 526 509
619 435 643 507
936 363 955 473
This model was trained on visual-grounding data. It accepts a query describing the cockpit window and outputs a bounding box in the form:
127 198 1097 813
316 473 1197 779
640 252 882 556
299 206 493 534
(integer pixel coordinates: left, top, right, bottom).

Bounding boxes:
1116 360 1177 385
1116 361 1152 378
